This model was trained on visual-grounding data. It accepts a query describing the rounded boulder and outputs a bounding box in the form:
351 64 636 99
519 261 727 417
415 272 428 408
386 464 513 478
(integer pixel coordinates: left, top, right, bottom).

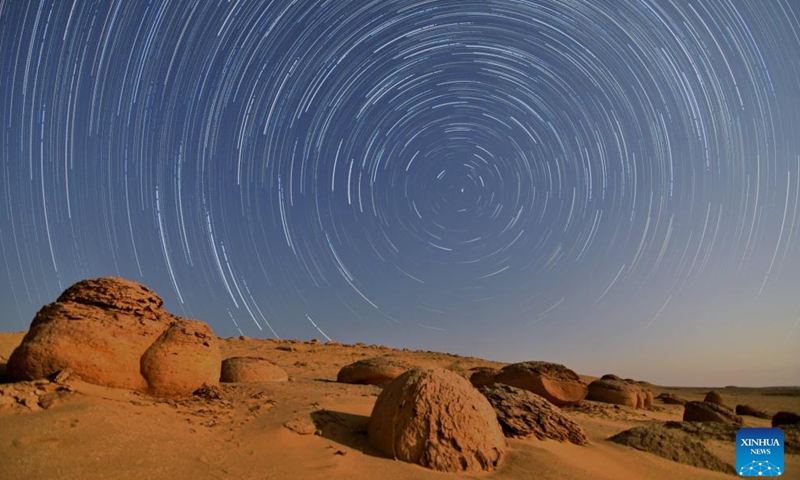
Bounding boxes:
495 361 587 407
220 356 287 383
140 319 221 398
337 357 411 386
368 367 506 472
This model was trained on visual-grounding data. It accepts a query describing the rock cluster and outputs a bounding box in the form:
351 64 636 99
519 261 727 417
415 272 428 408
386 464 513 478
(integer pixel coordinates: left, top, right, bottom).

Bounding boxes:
7 277 221 398
368 367 506 473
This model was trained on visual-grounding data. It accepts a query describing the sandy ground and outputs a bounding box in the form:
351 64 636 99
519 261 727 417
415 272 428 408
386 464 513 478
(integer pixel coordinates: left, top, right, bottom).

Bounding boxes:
1 332 798 480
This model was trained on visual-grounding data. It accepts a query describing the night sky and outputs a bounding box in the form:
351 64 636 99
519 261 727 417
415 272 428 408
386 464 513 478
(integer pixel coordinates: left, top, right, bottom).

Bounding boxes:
1 1 799 386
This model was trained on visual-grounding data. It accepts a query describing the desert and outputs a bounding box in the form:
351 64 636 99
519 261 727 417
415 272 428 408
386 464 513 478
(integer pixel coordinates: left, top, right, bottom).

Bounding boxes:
1 278 798 480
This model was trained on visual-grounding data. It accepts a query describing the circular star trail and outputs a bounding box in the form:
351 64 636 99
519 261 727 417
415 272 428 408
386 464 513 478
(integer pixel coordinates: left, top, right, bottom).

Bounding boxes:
1 1 799 383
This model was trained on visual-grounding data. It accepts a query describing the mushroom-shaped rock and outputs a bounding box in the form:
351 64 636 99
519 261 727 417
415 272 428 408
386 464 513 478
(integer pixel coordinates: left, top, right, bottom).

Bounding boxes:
368 367 506 473
469 367 498 388
7 277 174 390
609 426 735 475
735 405 770 419
495 362 586 407
220 357 287 383
479 384 588 445
683 401 743 425
703 391 726 406
656 393 686 405
587 378 642 408
337 357 411 386
140 319 221 398
772 411 800 427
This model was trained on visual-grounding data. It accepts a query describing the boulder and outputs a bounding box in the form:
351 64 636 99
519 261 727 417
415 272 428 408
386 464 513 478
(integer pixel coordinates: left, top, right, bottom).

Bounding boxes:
479 384 588 445
337 357 411 386
703 391 725 406
735 404 770 419
610 426 735 475
772 411 800 427
495 361 587 407
368 368 505 472
683 401 743 425
140 319 221 398
7 277 174 390
587 378 643 408
220 357 287 383
469 367 498 388
656 393 686 405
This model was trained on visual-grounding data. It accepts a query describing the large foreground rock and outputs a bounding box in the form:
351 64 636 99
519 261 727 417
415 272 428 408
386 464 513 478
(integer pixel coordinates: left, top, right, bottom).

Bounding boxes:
7 277 174 390
587 375 653 408
220 357 287 383
609 426 735 475
337 357 411 386
140 319 221 398
683 401 743 425
495 361 587 407
479 384 588 445
368 368 505 473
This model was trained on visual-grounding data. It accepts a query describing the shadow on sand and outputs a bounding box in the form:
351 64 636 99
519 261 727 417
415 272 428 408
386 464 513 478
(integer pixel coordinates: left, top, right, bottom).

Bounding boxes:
310 409 385 458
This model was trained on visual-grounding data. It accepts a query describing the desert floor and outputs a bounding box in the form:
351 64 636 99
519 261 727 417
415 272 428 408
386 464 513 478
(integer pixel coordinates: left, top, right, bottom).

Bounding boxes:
1 332 798 480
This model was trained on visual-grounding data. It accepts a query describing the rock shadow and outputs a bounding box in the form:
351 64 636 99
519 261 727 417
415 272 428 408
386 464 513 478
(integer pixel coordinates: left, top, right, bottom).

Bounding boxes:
310 409 382 457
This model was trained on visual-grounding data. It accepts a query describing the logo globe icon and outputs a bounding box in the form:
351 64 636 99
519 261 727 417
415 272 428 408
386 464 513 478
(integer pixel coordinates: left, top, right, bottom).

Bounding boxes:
738 460 782 476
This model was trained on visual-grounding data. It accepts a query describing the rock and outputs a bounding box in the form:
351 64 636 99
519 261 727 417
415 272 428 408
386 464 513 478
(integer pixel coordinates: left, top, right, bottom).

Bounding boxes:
7 277 174 390
284 418 318 435
495 361 587 407
782 425 800 454
600 374 622 381
469 367 498 388
587 377 649 408
609 426 735 475
703 391 725 406
662 420 738 442
140 319 221 398
276 345 295 352
49 369 73 384
337 357 412 386
772 411 800 427
735 404 770 419
683 401 743 425
656 393 686 405
38 390 71 409
193 384 221 400
495 362 588 406
479 384 588 445
220 357 288 383
368 368 505 473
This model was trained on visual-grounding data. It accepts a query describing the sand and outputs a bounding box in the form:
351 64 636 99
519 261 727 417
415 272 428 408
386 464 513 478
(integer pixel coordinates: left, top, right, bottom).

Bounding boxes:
1 332 798 479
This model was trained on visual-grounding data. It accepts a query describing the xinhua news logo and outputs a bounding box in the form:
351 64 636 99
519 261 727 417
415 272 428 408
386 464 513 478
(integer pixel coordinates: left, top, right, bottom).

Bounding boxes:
736 428 784 476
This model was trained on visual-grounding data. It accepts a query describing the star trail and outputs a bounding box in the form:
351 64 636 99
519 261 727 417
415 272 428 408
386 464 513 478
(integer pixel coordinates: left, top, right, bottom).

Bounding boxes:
1 1 799 385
